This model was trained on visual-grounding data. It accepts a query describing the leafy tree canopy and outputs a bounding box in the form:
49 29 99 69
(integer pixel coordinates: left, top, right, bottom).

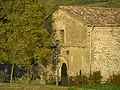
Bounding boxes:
0 0 51 67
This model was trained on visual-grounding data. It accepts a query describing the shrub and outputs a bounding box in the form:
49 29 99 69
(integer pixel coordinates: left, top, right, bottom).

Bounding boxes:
107 73 120 86
17 74 30 84
89 71 102 84
0 71 5 82
69 75 88 86
46 76 56 85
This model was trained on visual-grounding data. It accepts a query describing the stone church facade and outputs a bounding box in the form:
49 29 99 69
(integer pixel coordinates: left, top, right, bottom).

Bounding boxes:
52 6 120 81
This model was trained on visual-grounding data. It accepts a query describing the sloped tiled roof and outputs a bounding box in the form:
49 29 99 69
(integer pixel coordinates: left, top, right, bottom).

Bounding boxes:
59 6 120 27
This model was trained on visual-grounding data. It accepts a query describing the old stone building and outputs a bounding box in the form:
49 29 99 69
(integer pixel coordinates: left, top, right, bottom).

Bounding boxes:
52 6 120 82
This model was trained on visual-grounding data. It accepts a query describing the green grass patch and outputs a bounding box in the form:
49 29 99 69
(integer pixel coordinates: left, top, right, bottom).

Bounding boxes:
0 83 68 90
84 2 107 7
79 84 120 90
68 87 77 90
0 83 120 90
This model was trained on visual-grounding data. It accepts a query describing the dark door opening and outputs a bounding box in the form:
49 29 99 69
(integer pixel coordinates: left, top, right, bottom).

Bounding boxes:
61 63 68 86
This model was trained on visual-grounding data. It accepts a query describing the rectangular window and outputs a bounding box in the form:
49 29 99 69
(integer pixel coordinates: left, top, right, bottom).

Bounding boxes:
60 30 64 43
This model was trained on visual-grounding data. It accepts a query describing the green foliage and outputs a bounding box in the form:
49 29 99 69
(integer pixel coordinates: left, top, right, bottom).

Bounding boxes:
66 71 102 86
89 71 102 84
0 71 5 82
107 73 120 86
17 74 30 84
67 71 102 86
0 0 51 65
34 0 120 8
106 0 120 8
0 0 51 82
46 77 56 85
69 75 88 86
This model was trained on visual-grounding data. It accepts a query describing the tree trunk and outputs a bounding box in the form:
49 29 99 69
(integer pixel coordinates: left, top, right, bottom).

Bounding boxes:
10 63 14 83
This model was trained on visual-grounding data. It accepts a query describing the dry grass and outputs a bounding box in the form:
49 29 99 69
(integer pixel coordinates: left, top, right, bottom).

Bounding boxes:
0 83 96 90
0 83 69 90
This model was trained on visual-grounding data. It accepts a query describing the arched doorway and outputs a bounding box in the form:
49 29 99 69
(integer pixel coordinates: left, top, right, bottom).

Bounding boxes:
61 63 68 86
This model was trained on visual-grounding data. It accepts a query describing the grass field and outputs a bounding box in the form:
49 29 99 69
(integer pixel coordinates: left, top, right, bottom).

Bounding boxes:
0 83 66 90
0 83 81 90
0 83 96 90
0 83 120 90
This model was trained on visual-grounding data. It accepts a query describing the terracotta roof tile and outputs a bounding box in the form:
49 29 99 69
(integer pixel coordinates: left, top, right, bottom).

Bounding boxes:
59 6 120 26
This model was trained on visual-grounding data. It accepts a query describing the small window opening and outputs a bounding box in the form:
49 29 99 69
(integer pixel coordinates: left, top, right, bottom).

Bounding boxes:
60 30 64 43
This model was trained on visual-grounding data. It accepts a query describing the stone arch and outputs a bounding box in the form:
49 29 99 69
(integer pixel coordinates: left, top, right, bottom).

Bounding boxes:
61 63 68 78
57 56 68 84
61 63 68 85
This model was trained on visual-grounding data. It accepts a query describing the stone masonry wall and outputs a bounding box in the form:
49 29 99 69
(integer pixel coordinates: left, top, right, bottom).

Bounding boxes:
90 27 120 81
52 9 90 77
52 9 87 46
